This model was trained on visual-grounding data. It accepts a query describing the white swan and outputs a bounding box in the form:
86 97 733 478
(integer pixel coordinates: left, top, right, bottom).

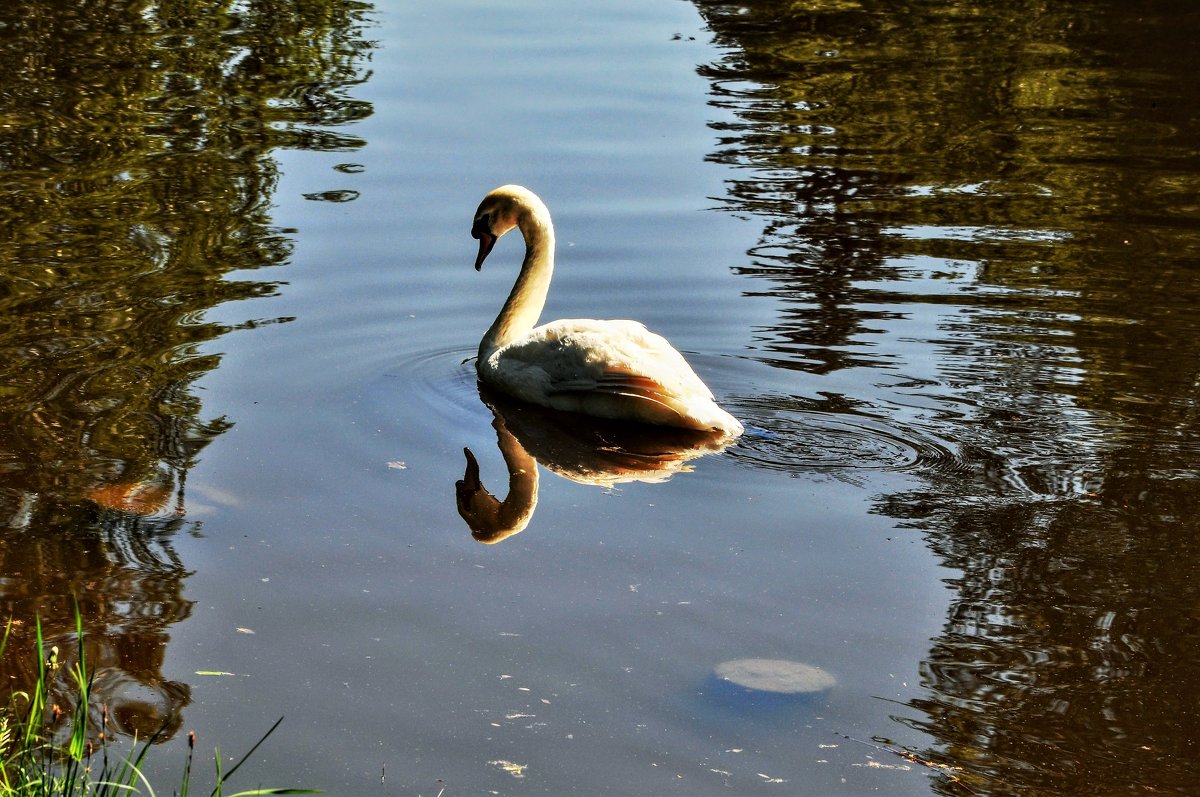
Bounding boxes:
470 185 743 437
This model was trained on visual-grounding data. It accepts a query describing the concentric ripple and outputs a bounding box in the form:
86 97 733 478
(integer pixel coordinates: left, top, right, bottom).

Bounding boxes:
728 395 962 475
379 343 485 426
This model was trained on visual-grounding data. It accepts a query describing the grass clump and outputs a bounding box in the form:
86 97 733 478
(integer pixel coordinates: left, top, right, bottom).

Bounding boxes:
0 613 318 796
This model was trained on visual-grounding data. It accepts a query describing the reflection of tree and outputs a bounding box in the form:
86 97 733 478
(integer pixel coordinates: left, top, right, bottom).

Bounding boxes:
692 0 1200 793
887 487 1200 795
0 0 373 742
0 509 194 744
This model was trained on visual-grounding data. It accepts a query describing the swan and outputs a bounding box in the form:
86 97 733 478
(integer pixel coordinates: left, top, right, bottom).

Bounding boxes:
470 185 743 436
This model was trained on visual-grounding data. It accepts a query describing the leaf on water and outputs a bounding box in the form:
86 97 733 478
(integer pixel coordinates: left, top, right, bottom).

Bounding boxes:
489 759 527 778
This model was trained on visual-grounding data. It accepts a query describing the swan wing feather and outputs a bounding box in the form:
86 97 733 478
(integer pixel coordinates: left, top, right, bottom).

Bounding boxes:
480 319 738 430
501 320 713 397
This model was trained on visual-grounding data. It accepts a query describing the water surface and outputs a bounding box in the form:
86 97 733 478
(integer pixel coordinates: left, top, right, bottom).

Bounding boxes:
1 0 1198 794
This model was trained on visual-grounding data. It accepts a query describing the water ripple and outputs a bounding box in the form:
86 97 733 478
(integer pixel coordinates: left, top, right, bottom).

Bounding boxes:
380 343 484 426
729 395 962 475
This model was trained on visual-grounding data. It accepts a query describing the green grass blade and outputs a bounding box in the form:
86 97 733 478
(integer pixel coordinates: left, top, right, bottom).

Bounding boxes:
68 599 90 762
23 619 46 748
0 618 13 660
0 615 314 796
207 717 283 797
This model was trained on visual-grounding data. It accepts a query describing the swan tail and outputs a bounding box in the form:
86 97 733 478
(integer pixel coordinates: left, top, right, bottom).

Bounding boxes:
548 369 741 435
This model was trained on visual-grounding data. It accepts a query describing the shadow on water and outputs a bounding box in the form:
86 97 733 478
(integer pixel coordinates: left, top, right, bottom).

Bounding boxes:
0 0 373 742
455 385 737 544
692 0 1200 793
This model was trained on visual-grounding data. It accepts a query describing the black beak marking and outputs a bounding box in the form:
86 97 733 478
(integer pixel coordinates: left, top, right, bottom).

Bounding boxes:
472 214 497 270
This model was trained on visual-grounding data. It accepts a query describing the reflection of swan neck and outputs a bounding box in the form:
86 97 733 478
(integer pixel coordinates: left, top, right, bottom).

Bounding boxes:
455 419 539 544
478 205 555 362
494 422 538 529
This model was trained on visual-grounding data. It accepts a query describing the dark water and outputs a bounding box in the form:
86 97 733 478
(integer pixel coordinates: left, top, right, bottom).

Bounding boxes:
692 2 1200 793
2 0 1199 794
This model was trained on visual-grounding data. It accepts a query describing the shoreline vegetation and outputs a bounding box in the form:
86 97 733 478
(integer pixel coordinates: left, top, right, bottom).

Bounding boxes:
0 613 317 796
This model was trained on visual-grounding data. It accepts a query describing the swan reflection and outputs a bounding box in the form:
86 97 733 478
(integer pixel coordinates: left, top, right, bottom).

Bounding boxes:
456 387 736 544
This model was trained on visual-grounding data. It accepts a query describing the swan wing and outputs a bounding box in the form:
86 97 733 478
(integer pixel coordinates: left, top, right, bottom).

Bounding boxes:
514 319 711 393
484 319 737 431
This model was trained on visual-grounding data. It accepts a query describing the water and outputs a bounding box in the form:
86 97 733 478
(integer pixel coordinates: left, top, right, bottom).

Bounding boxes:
1 0 1198 794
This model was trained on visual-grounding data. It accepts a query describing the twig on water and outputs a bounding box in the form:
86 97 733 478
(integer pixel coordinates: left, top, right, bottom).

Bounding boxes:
836 732 978 795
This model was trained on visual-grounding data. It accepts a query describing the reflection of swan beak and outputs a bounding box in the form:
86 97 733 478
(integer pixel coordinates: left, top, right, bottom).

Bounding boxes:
471 216 497 270
456 447 482 496
455 446 500 538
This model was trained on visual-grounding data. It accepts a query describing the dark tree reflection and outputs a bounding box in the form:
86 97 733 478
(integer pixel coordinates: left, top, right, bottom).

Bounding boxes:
0 0 373 742
692 0 1200 793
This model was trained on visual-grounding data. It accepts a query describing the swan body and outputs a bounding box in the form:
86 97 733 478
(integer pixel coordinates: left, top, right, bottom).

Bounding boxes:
470 185 743 437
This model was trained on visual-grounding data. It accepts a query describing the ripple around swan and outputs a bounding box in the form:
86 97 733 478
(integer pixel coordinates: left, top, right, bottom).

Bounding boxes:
378 344 486 426
369 353 966 478
728 396 962 475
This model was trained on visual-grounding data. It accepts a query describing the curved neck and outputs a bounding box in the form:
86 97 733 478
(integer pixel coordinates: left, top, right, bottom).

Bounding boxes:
479 212 555 360
456 419 540 544
491 421 539 536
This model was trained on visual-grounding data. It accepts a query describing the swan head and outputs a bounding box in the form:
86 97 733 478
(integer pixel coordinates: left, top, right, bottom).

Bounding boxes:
471 185 550 270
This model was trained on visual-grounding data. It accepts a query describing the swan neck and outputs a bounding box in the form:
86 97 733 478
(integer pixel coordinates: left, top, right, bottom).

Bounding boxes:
479 212 555 360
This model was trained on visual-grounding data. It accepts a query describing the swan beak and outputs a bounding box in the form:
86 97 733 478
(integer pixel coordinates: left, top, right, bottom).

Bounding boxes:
471 217 498 271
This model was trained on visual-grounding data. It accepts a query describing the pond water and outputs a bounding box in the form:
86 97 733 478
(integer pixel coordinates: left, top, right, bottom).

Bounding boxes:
2 0 1199 794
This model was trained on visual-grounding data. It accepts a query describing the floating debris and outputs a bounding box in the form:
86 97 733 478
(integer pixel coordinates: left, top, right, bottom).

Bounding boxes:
489 759 527 778
302 189 360 203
